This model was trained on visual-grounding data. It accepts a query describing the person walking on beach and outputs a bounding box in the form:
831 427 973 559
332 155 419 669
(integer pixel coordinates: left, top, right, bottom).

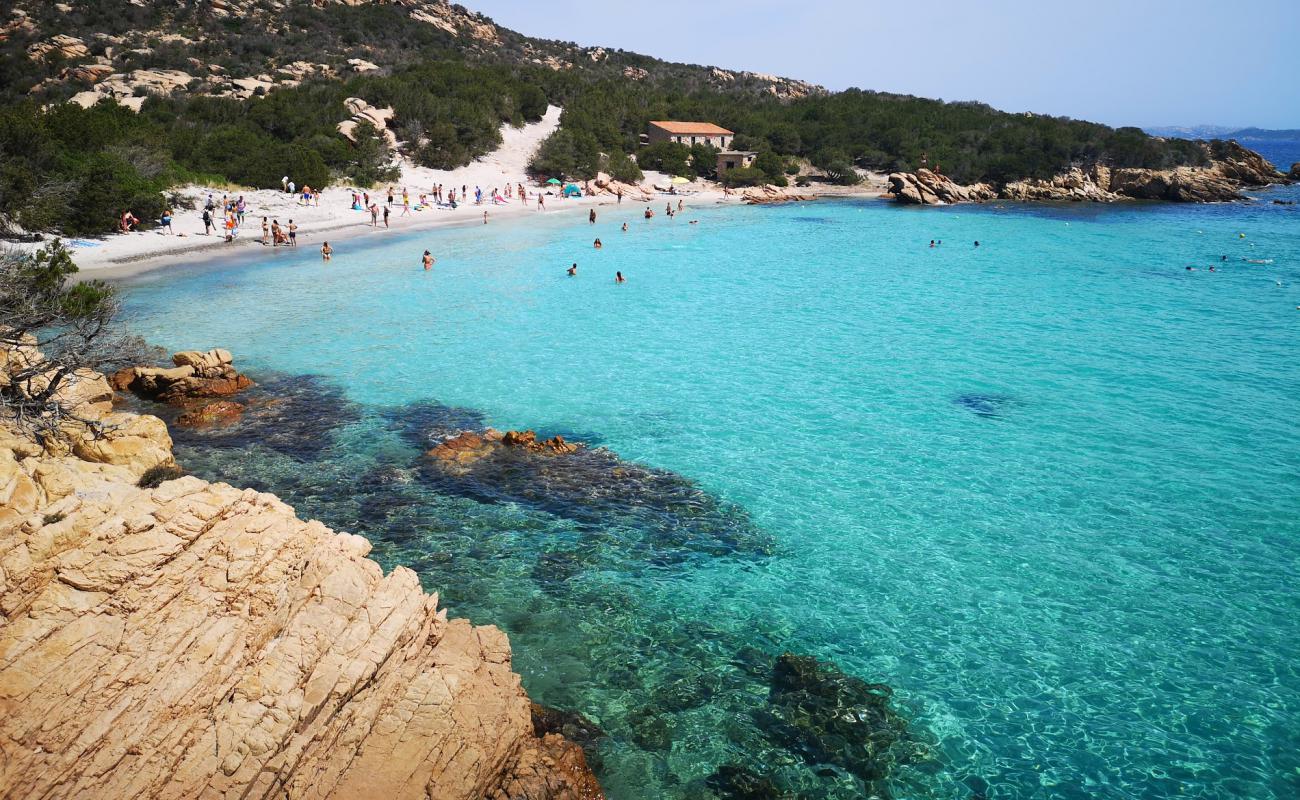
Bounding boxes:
589 209 597 224
402 190 411 216
262 217 270 245
202 207 213 236
321 242 332 260
288 219 298 246
282 176 289 193
383 204 390 228
537 194 545 211
616 188 622 204
387 186 394 206
483 210 489 224
160 208 174 234
236 196 246 225
288 180 296 196
422 250 435 271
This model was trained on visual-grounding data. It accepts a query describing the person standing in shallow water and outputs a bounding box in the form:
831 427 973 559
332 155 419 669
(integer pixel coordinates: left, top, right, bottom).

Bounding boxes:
321 242 332 260
615 271 625 283
422 250 435 271
567 263 577 276
590 209 597 224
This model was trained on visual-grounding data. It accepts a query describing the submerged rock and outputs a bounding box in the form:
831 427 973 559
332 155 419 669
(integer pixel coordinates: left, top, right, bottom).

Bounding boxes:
532 702 608 752
161 374 360 460
757 654 910 786
174 399 245 427
953 393 1016 419
705 765 786 800
418 424 773 563
386 401 772 564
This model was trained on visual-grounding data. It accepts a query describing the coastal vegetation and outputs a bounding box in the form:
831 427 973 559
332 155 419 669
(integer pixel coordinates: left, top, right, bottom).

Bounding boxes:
0 241 144 442
0 0 1248 234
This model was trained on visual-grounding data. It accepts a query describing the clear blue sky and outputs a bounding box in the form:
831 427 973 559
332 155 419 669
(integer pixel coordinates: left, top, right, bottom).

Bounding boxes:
470 0 1300 129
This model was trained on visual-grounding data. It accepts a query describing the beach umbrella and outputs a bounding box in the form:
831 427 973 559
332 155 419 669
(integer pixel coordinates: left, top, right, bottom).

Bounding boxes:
671 176 690 184
546 178 562 185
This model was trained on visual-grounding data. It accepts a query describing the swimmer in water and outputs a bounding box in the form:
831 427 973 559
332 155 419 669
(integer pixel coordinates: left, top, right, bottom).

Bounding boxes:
615 271 625 283
321 242 332 260
929 240 935 248
622 222 628 232
689 220 698 224
1209 266 1216 272
422 250 434 270
567 263 577 276
594 238 602 249
974 240 980 247
644 208 653 219
1186 266 1196 271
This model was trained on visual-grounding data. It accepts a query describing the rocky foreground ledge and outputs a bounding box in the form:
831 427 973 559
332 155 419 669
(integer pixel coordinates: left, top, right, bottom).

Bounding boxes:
886 140 1291 205
0 355 602 799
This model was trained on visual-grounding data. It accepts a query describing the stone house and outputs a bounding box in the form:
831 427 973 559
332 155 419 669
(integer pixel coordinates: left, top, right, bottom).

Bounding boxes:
647 121 734 149
717 151 758 175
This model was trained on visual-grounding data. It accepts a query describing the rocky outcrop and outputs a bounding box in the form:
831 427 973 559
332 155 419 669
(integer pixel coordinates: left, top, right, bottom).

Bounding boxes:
886 169 996 205
0 353 603 799
889 140 1289 205
1001 165 1120 202
740 185 815 205
427 428 579 468
113 348 254 404
26 34 89 62
590 172 653 202
338 97 398 148
68 69 196 111
1289 163 1300 181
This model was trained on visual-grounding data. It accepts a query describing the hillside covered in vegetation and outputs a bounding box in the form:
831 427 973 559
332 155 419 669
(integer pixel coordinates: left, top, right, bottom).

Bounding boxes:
0 0 1249 235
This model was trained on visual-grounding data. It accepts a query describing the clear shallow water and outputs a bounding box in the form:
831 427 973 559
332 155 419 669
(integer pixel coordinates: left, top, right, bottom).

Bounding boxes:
120 185 1300 799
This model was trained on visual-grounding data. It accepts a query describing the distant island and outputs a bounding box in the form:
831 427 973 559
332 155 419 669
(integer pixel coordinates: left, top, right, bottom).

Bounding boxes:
1145 125 1300 141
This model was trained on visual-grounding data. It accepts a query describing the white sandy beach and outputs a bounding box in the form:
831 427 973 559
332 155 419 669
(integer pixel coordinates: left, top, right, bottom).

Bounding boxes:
55 106 770 280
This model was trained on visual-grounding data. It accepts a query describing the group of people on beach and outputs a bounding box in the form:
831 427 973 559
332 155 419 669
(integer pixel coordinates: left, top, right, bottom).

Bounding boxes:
262 217 297 246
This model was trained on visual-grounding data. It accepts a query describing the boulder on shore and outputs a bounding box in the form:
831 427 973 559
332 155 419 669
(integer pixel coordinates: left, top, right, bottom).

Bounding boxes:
886 169 996 205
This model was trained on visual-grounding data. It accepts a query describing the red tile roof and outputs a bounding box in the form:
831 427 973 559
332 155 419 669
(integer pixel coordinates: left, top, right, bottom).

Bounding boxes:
649 121 733 136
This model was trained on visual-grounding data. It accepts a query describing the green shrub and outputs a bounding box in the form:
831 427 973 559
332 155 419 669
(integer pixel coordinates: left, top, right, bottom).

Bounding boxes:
138 464 184 488
720 166 766 187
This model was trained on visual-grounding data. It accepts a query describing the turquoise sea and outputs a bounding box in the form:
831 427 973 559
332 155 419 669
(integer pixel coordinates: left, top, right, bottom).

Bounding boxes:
119 165 1300 799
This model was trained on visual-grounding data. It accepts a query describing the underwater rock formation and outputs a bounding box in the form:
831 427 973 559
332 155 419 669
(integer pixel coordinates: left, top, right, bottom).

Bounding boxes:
418 421 774 564
953 393 1017 419
758 654 911 785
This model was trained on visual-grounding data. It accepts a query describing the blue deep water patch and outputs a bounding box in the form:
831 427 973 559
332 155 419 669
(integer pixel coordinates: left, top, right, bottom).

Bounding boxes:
119 192 1300 800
